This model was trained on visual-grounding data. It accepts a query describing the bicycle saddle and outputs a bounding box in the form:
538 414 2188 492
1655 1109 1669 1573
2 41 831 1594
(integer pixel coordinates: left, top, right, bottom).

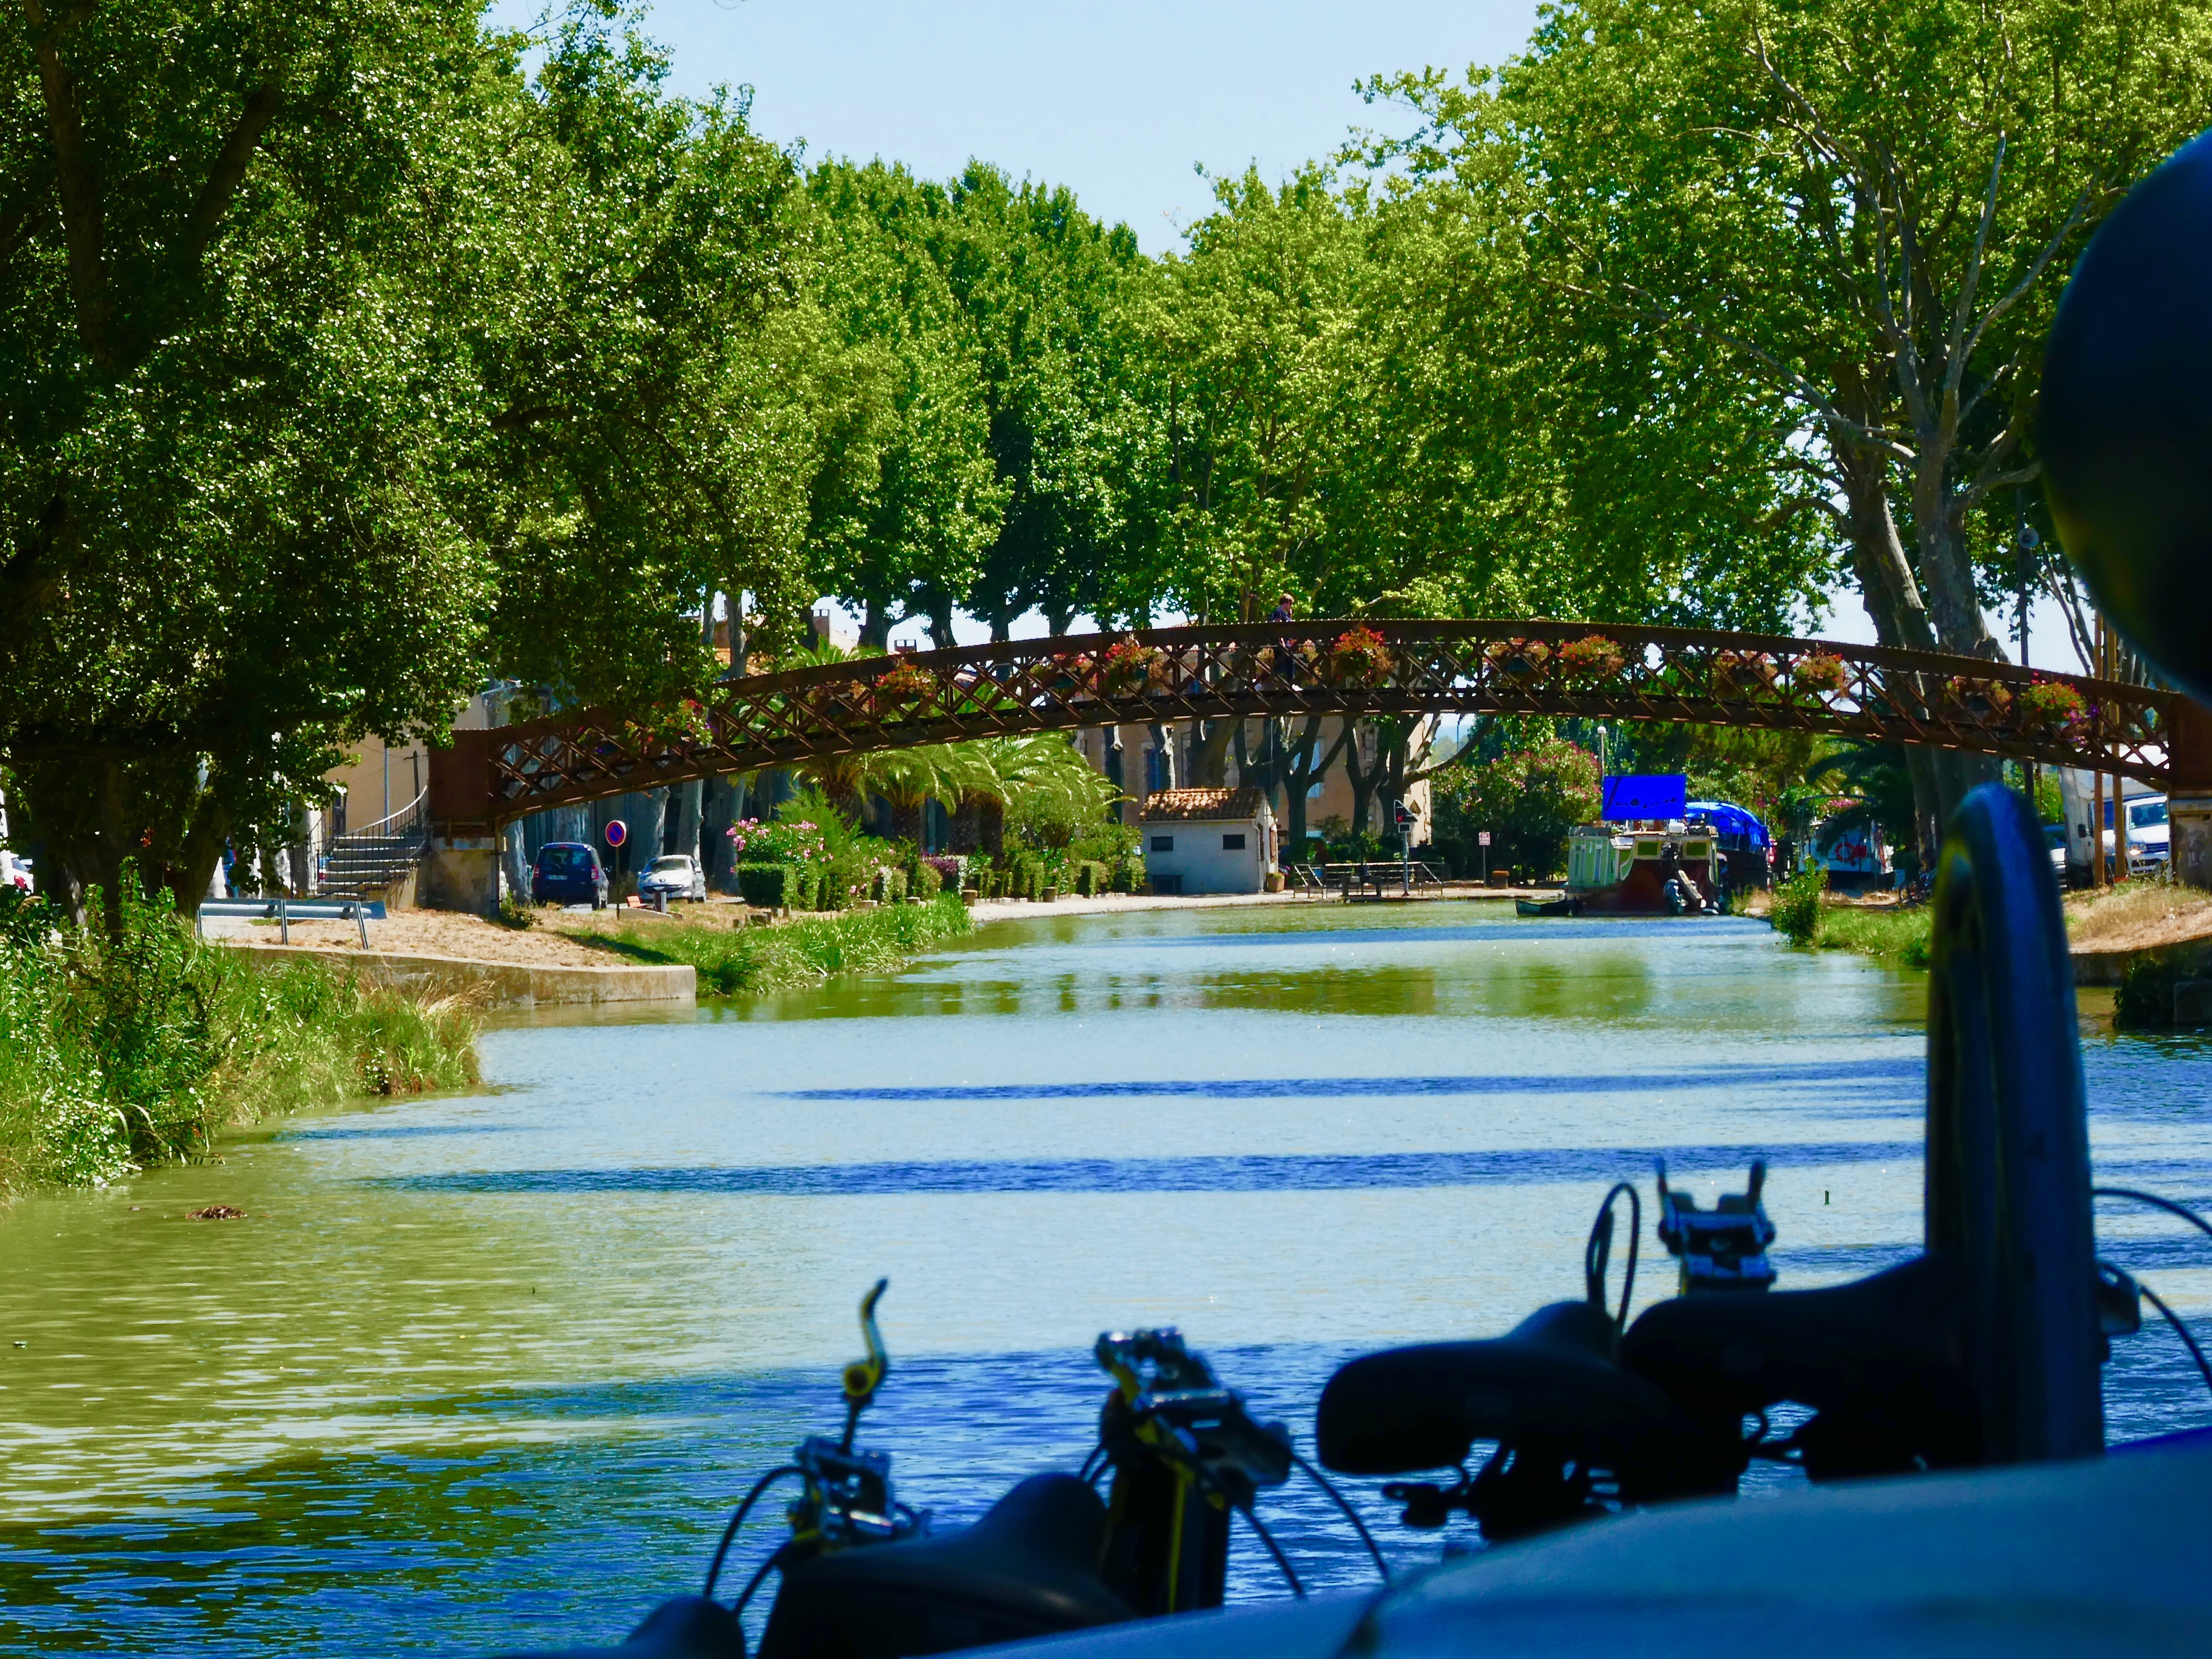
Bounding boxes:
1316 1299 1687 1475
758 1472 1134 1659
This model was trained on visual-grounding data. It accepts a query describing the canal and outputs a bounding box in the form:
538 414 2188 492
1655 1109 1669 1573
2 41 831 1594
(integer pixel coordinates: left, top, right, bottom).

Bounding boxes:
3 900 2210 1655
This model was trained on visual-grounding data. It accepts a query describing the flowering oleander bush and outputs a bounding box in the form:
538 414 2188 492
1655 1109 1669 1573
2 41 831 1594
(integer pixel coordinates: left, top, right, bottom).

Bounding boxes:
724 816 829 867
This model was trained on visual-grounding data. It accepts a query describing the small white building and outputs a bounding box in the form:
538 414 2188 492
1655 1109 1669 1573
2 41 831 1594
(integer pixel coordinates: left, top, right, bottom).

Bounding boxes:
1141 787 1277 895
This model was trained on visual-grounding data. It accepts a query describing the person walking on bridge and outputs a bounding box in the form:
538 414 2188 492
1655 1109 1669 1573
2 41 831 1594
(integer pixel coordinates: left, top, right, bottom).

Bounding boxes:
1269 592 1298 684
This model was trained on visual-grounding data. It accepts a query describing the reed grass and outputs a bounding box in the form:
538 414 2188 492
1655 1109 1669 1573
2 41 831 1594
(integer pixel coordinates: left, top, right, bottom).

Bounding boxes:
0 879 479 1195
569 893 972 996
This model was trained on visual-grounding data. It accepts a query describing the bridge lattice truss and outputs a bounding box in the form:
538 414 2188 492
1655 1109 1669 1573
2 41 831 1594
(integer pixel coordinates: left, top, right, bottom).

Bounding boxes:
434 621 2194 824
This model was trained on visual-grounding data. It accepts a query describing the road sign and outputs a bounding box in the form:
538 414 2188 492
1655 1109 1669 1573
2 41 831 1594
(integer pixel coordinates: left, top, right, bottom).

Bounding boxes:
1479 831 1492 847
605 819 627 849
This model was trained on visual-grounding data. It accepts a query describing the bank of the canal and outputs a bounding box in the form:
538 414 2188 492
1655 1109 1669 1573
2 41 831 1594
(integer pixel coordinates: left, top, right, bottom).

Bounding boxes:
3 902 2209 1657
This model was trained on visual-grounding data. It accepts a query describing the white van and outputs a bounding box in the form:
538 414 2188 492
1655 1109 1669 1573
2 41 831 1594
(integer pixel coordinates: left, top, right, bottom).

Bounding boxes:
2055 765 2168 880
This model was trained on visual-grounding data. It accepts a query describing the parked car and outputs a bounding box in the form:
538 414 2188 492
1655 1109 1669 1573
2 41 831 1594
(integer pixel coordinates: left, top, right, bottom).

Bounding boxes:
0 851 30 894
531 842 607 909
638 853 707 904
2045 823 2068 881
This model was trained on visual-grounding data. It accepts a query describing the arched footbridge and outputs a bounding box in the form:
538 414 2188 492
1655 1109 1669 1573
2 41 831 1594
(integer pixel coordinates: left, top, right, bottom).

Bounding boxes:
428 620 2212 827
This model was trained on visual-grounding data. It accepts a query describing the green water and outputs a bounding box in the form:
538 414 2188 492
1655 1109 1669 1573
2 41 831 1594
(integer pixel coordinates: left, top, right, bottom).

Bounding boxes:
2 900 2207 1655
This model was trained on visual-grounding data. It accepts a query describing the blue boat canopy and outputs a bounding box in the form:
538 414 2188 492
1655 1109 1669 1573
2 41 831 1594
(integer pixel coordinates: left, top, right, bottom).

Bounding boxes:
1687 798 1773 848
1601 773 1687 820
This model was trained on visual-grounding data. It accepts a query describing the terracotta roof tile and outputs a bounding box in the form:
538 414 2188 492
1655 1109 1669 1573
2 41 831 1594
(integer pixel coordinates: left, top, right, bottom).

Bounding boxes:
1140 786 1271 822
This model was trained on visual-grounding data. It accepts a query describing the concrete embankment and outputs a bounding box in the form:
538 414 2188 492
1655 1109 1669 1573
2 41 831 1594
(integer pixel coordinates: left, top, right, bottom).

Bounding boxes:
222 942 695 1009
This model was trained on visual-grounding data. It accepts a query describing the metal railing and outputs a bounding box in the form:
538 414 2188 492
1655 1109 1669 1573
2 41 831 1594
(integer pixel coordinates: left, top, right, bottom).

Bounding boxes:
426 620 2204 822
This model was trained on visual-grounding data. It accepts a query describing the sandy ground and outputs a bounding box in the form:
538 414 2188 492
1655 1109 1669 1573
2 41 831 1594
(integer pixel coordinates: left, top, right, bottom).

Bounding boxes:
199 907 645 967
2064 883 2212 954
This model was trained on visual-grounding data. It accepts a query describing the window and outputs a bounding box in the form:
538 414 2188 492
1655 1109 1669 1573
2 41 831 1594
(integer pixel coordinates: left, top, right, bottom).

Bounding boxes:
649 855 690 873
1222 833 1246 850
539 845 594 872
1150 835 1175 853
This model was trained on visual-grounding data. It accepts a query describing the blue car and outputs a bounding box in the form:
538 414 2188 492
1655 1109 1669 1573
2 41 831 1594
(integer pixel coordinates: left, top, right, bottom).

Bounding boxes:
531 842 607 909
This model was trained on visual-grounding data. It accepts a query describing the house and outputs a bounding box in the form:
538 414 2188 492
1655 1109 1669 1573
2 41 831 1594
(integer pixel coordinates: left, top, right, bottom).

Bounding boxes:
1140 787 1277 895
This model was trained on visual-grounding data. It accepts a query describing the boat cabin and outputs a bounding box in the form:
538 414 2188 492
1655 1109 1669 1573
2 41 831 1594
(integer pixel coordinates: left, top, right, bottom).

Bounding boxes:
1567 820 1719 914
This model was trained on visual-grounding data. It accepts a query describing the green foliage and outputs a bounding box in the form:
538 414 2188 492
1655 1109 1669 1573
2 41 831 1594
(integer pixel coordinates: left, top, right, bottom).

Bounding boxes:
1815 904 1933 970
1770 861 1829 947
2114 948 2212 1031
734 863 804 909
0 876 477 1195
1430 739 1601 881
1807 740 1919 852
575 893 970 996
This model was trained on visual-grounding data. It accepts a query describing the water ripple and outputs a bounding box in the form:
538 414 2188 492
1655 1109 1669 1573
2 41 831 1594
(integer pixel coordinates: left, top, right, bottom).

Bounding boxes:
372 1140 1919 1198
779 1059 1922 1104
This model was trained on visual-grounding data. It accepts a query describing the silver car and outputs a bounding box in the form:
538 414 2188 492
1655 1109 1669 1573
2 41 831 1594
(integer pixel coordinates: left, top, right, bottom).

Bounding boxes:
639 853 707 904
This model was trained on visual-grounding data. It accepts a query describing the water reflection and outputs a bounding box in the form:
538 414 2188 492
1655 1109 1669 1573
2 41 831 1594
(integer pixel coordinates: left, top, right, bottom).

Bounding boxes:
1 899 2206 1658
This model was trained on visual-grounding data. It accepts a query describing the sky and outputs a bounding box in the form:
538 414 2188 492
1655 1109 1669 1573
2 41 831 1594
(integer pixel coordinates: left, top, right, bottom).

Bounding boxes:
485 0 2091 672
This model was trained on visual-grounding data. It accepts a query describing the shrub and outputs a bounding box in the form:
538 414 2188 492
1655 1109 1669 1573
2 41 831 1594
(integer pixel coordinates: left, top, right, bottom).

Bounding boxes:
2115 947 2212 1031
906 859 942 900
923 854 963 893
1073 860 1111 897
496 890 537 930
735 863 805 909
1430 738 1601 881
0 876 478 1195
1770 860 1828 946
1111 857 1139 894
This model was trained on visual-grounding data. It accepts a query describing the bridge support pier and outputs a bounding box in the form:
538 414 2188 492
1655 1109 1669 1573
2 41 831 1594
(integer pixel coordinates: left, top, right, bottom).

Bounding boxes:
2168 697 2212 890
421 823 501 915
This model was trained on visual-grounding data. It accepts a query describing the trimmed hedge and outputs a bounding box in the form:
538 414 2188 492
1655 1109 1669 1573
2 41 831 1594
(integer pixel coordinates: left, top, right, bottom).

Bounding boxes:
736 863 808 910
908 859 943 900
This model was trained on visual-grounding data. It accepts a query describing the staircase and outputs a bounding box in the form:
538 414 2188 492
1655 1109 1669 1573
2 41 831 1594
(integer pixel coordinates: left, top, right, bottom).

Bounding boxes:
316 790 430 900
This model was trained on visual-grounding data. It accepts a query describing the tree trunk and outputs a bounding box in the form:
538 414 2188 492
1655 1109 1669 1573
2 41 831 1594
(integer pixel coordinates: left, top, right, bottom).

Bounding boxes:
949 794 982 854
675 779 703 865
927 595 958 649
1194 718 1235 787
861 601 891 651
1342 720 1387 840
979 797 1004 858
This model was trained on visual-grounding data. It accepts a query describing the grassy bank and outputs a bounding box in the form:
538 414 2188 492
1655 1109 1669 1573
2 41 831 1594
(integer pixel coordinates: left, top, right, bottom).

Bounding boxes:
1 882 479 1195
566 893 972 995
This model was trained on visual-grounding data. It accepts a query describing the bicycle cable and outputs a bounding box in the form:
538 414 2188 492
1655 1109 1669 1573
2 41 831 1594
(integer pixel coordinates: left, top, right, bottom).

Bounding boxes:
701 1465 802 1600
1585 1180 1642 1334
2092 1188 2212 1403
1234 1500 1305 1599
1288 1448 1390 1582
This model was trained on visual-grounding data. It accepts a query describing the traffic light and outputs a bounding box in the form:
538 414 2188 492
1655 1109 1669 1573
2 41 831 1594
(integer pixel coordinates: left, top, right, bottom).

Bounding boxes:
1392 802 1416 829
